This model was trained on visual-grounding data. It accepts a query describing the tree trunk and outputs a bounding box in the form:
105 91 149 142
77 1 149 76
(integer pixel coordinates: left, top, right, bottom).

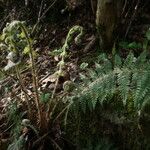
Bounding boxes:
96 0 123 51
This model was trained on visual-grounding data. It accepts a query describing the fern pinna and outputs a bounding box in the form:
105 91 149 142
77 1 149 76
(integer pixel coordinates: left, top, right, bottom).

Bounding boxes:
72 51 150 113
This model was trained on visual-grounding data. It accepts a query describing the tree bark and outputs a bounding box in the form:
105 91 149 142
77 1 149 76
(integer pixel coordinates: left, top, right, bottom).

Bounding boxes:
96 0 123 51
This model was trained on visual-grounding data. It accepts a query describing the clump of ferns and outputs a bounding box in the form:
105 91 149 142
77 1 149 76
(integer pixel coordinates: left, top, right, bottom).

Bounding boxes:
0 22 83 149
0 21 42 127
60 29 150 149
69 29 150 122
64 50 150 149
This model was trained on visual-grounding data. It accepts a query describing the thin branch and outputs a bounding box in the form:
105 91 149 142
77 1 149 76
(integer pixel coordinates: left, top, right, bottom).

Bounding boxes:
37 0 44 22
125 0 141 38
32 0 58 34
49 137 62 150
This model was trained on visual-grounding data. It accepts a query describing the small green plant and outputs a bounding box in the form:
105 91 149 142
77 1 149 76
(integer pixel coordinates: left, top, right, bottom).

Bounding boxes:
47 25 83 122
0 21 42 125
0 22 84 149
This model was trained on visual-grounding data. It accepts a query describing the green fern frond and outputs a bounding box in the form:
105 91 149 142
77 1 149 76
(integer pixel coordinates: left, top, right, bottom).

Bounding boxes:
123 52 135 68
114 54 122 68
7 135 25 150
79 71 116 110
133 71 150 109
71 51 150 113
117 69 131 105
97 53 112 74
135 50 147 68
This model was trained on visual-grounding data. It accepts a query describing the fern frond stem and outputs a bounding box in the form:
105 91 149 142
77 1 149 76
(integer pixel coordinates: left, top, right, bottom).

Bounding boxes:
49 100 59 120
47 56 63 120
49 137 62 150
47 26 83 122
53 103 71 123
32 132 50 148
46 77 59 121
52 78 59 99
64 103 71 127
19 23 42 127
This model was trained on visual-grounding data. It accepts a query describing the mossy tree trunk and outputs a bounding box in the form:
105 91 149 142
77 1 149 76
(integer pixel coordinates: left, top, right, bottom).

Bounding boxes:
96 0 123 51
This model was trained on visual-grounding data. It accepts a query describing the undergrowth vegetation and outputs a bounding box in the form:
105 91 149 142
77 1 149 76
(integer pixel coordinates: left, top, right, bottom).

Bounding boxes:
0 20 150 149
69 28 150 112
72 50 150 112
0 21 84 150
0 1 150 149
63 30 150 149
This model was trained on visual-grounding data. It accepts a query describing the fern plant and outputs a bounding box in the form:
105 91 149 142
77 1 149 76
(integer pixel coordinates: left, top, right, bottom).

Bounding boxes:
65 50 150 149
70 50 150 115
